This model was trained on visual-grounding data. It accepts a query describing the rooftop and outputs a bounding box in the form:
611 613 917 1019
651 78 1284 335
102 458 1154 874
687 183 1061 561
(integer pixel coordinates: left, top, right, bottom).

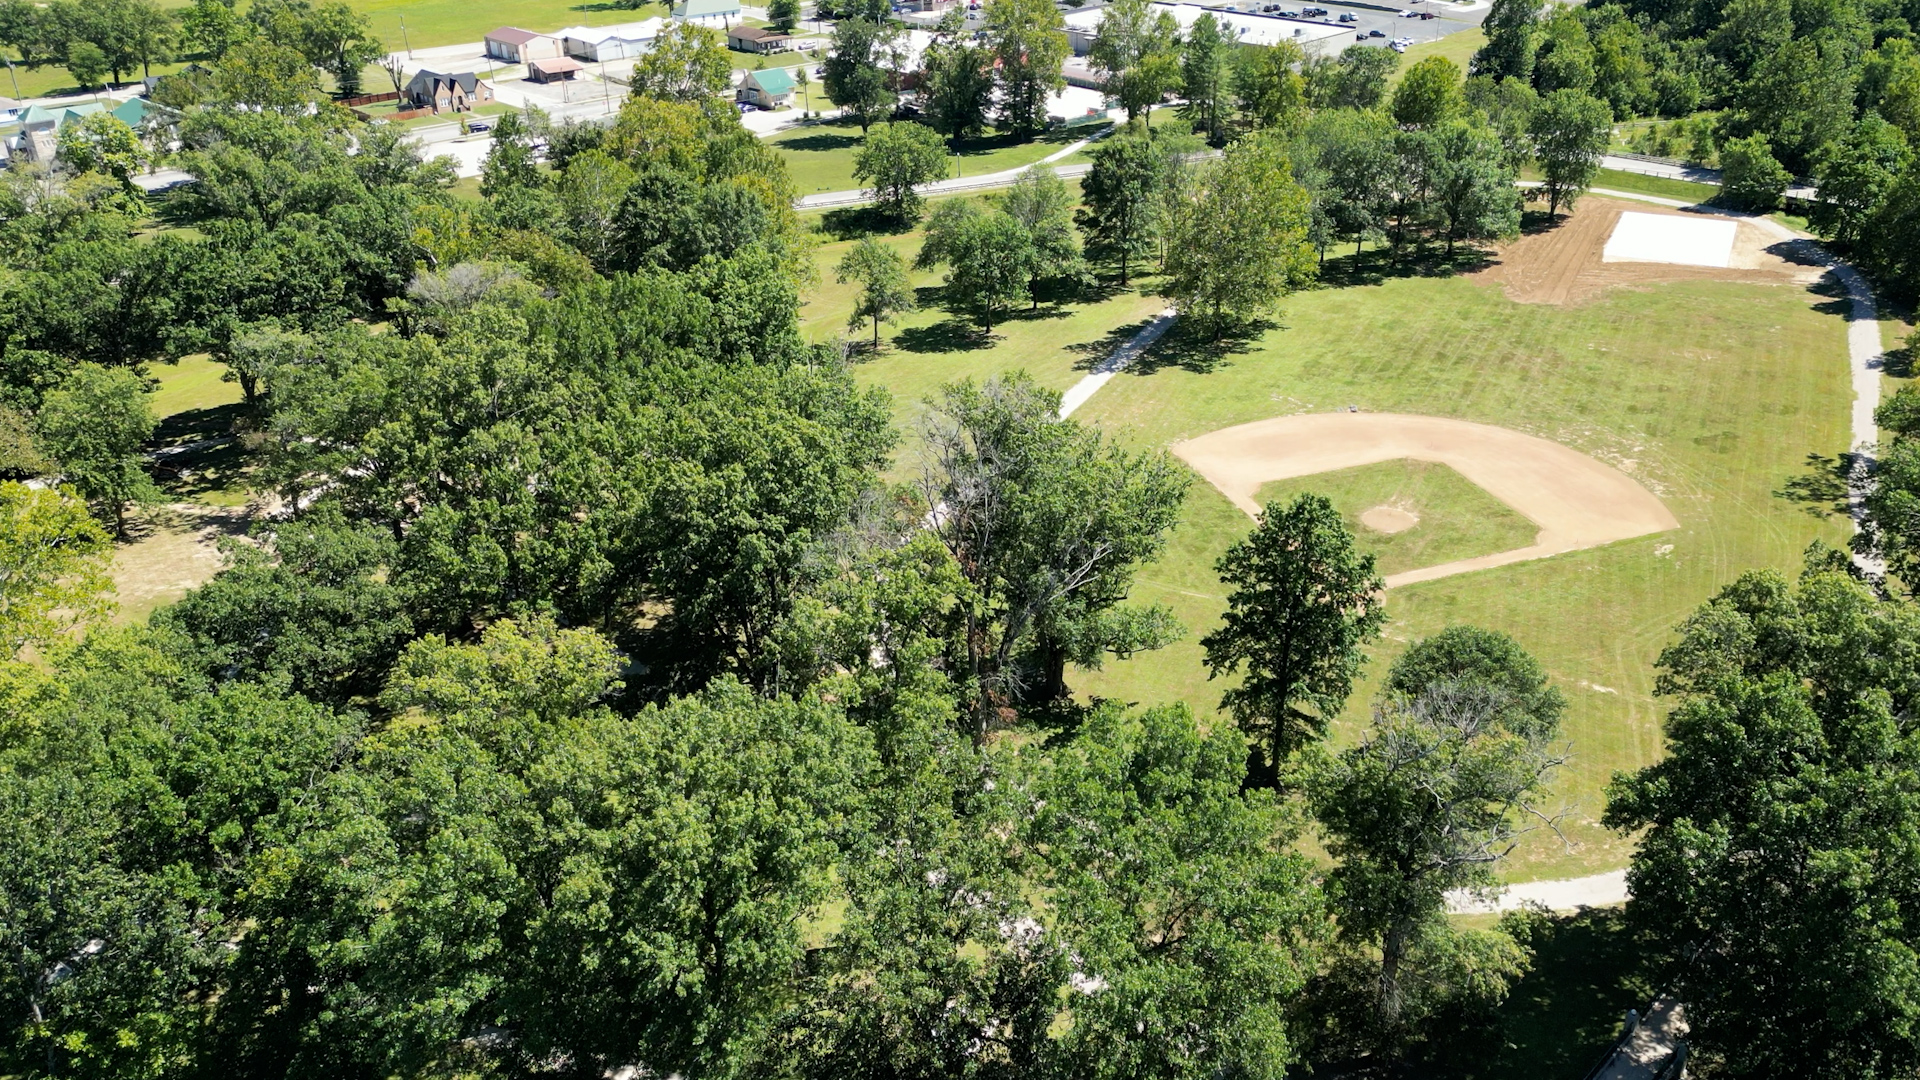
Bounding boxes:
1063 2 1349 46
486 26 550 44
555 18 666 42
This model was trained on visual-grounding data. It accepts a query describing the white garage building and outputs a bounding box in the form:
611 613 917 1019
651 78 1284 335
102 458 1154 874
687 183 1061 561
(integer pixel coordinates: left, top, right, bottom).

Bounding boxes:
558 18 668 61
1063 3 1350 57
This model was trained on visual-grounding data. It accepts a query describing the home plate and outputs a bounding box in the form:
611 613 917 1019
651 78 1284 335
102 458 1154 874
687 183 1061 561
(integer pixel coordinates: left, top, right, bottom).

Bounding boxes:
1602 211 1738 268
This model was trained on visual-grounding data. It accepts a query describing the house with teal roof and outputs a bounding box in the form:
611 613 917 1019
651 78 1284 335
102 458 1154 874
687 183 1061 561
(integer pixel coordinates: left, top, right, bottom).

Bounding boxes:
738 66 795 109
10 98 165 164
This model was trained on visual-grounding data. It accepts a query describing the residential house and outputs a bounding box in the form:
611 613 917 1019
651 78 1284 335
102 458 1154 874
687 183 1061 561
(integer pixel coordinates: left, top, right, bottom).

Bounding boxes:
10 97 169 164
527 56 585 83
727 25 795 53
558 19 666 61
404 70 496 114
673 0 741 27
484 26 565 63
738 65 795 109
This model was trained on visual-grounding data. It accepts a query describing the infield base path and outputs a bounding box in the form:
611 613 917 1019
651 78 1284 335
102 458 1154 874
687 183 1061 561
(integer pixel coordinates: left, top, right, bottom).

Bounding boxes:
1172 413 1680 588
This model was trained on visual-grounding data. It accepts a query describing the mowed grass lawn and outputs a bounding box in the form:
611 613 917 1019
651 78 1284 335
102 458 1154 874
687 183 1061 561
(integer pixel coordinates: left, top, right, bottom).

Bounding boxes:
1056 267 1854 882
774 119 1108 195
801 219 1166 477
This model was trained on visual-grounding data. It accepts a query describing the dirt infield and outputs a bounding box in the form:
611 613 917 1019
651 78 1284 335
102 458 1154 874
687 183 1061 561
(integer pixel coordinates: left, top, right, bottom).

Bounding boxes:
1171 413 1680 587
1474 197 1825 305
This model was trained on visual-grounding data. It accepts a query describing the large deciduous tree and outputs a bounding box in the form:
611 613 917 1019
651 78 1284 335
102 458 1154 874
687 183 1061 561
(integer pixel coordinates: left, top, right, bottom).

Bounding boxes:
915 198 1035 331
920 11 995 139
824 17 902 134
1527 86 1609 215
1163 132 1317 337
836 235 915 348
629 21 731 101
33 363 159 536
1075 129 1165 284
918 372 1187 737
1028 702 1327 1078
985 0 1069 134
853 120 950 224
1090 0 1182 124
1607 559 1920 1077
1202 493 1385 788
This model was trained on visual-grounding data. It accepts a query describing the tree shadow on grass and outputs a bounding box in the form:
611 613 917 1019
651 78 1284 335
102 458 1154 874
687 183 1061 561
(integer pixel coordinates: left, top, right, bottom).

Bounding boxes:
1124 317 1270 376
150 402 253 502
816 204 917 242
781 130 863 154
1315 242 1497 289
1066 316 1159 372
1804 270 1857 321
894 317 994 354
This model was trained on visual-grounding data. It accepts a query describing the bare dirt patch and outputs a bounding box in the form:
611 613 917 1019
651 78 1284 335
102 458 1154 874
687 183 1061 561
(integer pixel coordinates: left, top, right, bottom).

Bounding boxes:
1473 197 1825 306
1172 412 1679 587
111 502 255 624
1360 505 1419 534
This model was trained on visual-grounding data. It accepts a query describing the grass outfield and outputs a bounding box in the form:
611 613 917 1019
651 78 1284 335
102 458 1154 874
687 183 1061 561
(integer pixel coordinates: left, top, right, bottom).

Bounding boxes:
1059 263 1852 883
1254 460 1538 577
772 119 1106 195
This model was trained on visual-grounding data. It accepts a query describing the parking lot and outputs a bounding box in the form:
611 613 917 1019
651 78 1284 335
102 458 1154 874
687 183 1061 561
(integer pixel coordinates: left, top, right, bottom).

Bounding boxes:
931 0 1487 51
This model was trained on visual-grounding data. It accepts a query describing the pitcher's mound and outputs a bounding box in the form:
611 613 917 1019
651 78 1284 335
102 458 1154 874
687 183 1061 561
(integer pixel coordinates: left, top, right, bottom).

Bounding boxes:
1173 412 1679 587
1361 505 1419 534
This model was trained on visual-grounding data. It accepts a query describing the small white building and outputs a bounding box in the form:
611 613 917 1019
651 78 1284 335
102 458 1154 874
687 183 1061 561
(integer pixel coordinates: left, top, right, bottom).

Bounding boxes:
673 0 742 26
1063 2 1349 57
557 18 668 60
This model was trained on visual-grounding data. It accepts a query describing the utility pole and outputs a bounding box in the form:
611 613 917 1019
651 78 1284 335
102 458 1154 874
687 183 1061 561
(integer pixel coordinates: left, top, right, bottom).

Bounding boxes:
400 16 413 59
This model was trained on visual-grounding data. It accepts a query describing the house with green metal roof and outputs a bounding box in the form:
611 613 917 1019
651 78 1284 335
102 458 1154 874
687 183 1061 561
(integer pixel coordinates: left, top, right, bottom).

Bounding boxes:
10 98 165 164
738 66 795 109
673 0 742 27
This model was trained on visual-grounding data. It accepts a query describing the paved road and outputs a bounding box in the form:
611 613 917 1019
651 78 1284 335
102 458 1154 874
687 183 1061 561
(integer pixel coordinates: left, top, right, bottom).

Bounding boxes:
795 130 1109 209
1601 152 1819 201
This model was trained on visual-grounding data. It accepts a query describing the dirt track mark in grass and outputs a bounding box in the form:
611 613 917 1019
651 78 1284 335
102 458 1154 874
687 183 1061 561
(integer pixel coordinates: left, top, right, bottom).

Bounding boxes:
1254 460 1537 578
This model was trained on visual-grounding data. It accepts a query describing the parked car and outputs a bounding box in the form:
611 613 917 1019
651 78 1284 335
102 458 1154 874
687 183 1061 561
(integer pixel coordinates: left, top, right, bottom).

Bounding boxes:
1338 10 1356 19
466 119 491 133
1397 8 1417 15
1356 30 1367 37
1302 7 1327 15
1368 28 1385 36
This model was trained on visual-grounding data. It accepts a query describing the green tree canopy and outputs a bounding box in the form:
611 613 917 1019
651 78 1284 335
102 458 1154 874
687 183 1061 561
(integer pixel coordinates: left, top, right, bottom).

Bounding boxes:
1201 493 1386 788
